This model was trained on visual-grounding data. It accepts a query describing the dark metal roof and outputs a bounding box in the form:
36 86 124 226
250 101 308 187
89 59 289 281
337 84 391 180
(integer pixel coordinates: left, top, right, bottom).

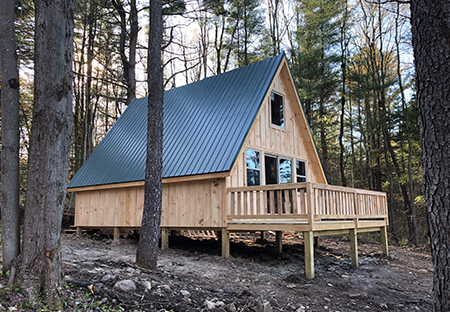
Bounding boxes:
68 53 285 188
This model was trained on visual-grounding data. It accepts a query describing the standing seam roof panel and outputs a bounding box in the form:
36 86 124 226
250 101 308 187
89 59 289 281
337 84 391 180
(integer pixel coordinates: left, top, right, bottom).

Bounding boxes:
68 53 285 188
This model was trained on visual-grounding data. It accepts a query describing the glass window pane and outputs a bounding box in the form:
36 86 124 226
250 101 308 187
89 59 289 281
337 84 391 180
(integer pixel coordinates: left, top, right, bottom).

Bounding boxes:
279 158 292 183
246 148 260 169
247 169 260 186
296 160 306 176
297 177 306 182
271 92 284 128
265 156 278 184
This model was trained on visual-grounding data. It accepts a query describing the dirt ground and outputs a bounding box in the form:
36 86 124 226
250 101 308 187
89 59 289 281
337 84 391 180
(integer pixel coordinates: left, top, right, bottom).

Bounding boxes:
0 231 432 311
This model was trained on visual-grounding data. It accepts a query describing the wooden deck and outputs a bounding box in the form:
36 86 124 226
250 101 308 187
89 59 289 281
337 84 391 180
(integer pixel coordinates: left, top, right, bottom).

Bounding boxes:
220 182 389 279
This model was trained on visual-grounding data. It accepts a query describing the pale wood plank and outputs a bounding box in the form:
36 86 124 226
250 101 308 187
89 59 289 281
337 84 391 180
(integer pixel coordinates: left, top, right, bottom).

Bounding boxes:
221 229 230 258
304 231 314 279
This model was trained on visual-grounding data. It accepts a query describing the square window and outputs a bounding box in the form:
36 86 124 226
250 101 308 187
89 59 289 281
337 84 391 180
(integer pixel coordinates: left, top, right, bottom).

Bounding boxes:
271 92 284 128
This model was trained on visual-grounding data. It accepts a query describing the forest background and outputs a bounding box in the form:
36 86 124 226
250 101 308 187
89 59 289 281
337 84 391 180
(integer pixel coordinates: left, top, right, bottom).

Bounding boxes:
0 0 422 246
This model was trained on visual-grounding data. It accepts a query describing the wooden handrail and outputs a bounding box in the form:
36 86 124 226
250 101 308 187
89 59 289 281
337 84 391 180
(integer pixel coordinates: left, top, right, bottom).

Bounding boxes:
226 182 388 226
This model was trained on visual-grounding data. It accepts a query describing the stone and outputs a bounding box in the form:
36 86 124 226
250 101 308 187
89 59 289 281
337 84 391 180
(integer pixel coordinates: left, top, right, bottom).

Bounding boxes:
255 300 273 312
101 274 116 283
160 284 171 292
205 300 216 310
215 301 225 308
142 281 152 291
113 280 136 292
227 303 237 312
180 290 191 298
126 267 136 274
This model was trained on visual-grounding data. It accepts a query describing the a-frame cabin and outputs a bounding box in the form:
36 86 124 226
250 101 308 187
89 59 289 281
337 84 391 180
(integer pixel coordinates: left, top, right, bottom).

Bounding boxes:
68 53 388 278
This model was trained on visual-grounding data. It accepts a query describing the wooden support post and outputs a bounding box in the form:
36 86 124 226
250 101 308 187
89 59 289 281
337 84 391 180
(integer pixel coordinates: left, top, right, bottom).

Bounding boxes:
304 231 314 279
276 231 283 253
221 229 230 258
161 229 169 250
76 227 82 236
350 228 358 268
314 236 320 248
113 227 120 241
381 226 389 256
260 231 266 240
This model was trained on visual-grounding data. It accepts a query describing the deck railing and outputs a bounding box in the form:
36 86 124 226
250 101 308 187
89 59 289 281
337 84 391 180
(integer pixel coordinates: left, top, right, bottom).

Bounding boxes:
227 182 388 229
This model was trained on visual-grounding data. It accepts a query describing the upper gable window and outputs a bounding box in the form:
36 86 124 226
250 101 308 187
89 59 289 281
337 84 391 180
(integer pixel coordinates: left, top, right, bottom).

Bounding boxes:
271 91 285 128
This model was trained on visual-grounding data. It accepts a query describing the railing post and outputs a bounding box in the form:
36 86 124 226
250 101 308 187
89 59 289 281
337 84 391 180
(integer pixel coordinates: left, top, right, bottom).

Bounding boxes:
307 183 314 231
354 190 359 229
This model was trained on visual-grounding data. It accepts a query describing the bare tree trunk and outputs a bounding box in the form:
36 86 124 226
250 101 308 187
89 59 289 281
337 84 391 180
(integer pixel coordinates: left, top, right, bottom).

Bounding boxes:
410 1 450 310
0 0 21 273
16 0 75 308
339 3 348 187
113 0 138 105
136 0 163 270
319 98 328 173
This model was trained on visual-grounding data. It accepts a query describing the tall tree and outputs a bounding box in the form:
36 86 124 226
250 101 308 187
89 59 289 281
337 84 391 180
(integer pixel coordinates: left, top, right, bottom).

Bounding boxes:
112 0 139 105
136 0 164 269
15 0 75 308
0 0 21 272
291 0 345 174
410 0 450 310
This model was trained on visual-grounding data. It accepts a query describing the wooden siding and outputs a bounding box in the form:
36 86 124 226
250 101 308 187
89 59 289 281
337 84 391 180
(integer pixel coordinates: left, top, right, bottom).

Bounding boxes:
161 178 227 228
228 60 327 195
75 186 144 227
75 178 226 228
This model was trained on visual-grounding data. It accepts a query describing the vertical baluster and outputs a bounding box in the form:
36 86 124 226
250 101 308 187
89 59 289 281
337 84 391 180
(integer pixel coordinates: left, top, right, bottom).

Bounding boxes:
284 189 290 215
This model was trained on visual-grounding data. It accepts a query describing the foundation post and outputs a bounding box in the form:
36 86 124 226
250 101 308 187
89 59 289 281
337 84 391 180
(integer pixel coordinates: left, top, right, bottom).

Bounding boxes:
260 231 266 240
350 228 358 268
76 227 82 236
276 231 283 253
113 227 120 241
304 231 314 279
314 236 320 248
381 226 389 256
161 229 169 250
221 229 230 258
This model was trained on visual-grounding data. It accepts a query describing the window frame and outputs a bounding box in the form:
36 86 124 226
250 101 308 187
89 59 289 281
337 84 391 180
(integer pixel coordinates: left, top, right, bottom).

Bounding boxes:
264 153 293 184
270 91 285 129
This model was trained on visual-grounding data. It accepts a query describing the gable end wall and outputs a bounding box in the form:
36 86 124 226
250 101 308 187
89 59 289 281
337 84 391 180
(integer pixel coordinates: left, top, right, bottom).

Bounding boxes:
228 61 327 190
